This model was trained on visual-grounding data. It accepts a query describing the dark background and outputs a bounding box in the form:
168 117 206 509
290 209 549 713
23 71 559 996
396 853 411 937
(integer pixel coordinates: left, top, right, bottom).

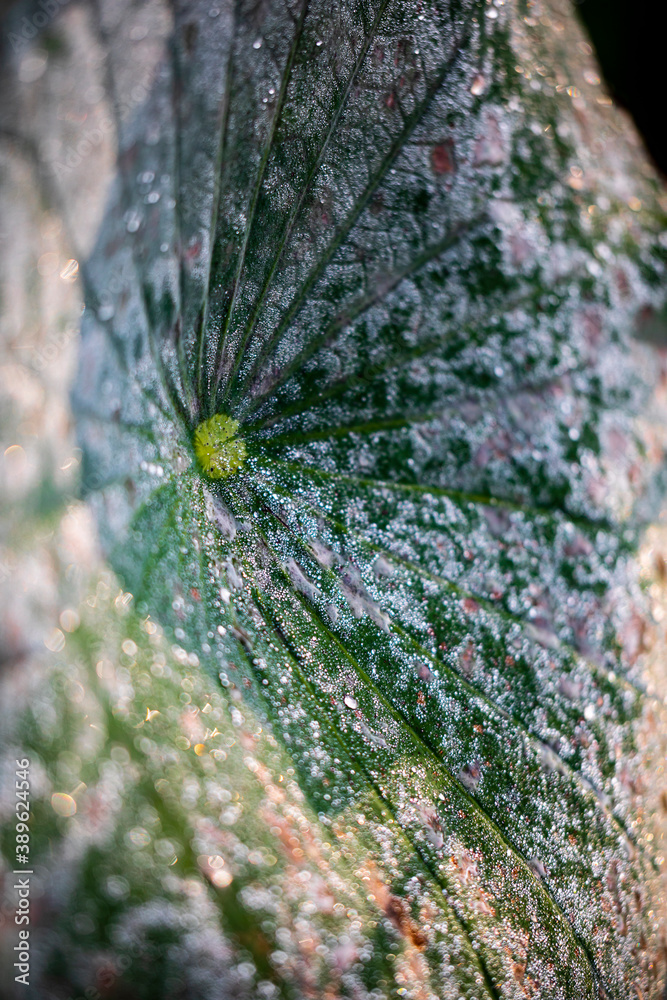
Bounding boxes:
577 0 666 176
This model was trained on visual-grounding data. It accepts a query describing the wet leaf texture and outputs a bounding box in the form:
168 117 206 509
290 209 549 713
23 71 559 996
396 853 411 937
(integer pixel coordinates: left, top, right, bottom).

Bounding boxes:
75 0 667 996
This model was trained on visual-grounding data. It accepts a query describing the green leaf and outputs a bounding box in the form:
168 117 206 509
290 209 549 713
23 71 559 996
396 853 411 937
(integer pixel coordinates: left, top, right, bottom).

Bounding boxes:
74 0 667 996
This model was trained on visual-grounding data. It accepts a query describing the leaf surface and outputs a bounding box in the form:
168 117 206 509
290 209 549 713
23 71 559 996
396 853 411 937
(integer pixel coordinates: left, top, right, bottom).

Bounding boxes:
75 0 667 995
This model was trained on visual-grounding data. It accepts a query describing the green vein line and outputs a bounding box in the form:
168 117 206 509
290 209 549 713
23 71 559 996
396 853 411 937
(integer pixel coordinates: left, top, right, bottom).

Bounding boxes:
256 464 647 703
254 456 619 534
246 506 604 993
139 475 295 994
241 285 593 432
243 592 504 1000
224 494 506 1000
227 0 394 406
89 5 192 427
122 477 180 540
323 495 645 701
169 32 197 418
251 474 646 843
118 484 180 599
250 360 597 442
264 410 439 444
236 18 474 399
240 217 482 418
142 282 191 433
195 5 238 409
244 327 465 430
212 0 312 409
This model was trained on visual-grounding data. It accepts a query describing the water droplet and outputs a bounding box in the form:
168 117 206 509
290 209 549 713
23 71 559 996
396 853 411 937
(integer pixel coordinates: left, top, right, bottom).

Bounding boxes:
252 38 262 49
19 52 47 84
59 609 80 632
125 211 142 233
529 857 547 879
470 74 486 96
127 826 151 848
51 792 77 817
212 868 233 887
60 258 79 282
45 628 65 652
97 302 115 321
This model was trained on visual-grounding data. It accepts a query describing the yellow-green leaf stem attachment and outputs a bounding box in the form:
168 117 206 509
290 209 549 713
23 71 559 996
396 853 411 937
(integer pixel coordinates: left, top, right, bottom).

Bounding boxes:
193 414 247 479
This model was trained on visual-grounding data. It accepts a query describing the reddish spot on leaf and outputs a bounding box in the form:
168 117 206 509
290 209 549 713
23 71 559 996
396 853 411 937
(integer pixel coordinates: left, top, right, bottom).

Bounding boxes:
563 533 593 557
431 140 455 175
385 895 428 949
459 640 476 676
184 237 203 263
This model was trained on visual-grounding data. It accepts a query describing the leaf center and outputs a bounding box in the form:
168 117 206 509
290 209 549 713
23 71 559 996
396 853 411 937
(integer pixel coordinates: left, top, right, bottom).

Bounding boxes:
193 414 247 479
